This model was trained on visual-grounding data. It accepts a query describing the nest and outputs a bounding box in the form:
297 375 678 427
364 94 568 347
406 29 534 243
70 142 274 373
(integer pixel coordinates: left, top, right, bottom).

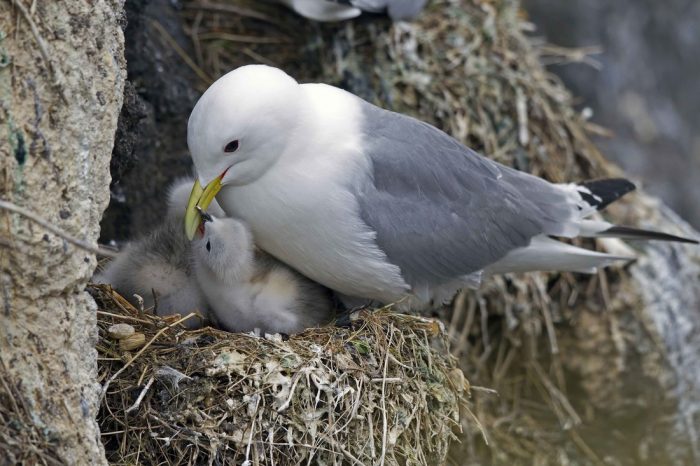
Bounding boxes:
93 285 471 465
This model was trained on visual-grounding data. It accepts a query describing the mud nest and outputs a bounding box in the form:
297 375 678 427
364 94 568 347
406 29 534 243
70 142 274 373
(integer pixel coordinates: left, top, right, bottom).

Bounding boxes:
93 285 471 465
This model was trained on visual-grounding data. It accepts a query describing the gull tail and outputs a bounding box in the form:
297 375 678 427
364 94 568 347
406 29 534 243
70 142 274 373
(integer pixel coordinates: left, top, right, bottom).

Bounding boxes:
570 178 698 244
590 224 698 244
488 177 697 277
577 178 636 211
486 236 634 275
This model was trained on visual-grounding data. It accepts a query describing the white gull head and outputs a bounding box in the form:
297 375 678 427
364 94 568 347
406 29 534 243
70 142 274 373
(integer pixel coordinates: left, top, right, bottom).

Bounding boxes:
184 64 696 311
187 65 302 187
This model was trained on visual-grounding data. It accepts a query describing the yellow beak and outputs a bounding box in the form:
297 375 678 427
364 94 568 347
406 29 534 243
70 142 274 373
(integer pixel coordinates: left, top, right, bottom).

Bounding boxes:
184 176 223 240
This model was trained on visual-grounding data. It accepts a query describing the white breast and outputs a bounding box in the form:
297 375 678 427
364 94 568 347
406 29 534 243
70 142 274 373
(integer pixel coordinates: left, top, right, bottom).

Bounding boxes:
217 84 409 302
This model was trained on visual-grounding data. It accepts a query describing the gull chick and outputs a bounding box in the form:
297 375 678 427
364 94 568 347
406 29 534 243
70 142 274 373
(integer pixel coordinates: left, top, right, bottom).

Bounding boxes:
192 213 334 334
94 178 219 328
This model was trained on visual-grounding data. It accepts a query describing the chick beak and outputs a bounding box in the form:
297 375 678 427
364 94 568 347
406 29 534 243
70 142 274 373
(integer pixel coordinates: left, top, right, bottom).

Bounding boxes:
196 206 213 223
184 175 223 240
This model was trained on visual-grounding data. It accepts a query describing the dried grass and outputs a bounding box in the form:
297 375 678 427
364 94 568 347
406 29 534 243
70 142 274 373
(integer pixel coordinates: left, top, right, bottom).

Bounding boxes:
0 359 62 466
93 285 469 465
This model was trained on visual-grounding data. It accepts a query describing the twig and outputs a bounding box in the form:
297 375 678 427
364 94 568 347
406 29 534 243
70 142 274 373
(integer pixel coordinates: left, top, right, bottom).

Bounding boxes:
569 429 605 466
532 361 581 426
151 288 159 314
243 395 260 466
125 376 155 414
150 19 213 85
240 48 278 68
379 327 395 466
182 2 283 25
534 276 559 355
0 360 22 415
370 377 402 383
317 432 364 465
448 290 466 343
0 199 118 258
470 385 499 395
99 312 197 403
538 44 603 70
367 412 376 460
463 402 489 446
95 310 153 325
277 371 303 412
196 31 290 44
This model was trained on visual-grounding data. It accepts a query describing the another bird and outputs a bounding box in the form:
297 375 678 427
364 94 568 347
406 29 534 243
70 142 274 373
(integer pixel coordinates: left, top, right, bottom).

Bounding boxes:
192 212 334 334
183 65 698 310
94 178 219 328
277 0 427 22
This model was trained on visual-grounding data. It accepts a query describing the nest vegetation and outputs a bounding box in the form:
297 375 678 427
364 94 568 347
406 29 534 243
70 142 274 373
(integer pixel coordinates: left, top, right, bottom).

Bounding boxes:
0 360 62 465
93 285 471 465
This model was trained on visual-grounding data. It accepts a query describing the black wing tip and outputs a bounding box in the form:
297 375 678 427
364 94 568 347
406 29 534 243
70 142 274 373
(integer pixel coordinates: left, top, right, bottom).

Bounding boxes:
580 178 637 211
605 225 699 244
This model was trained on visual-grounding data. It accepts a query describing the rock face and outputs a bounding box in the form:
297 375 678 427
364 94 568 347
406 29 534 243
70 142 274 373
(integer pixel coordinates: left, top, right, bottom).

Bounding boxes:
100 0 200 241
523 0 700 229
627 200 700 462
0 1 125 464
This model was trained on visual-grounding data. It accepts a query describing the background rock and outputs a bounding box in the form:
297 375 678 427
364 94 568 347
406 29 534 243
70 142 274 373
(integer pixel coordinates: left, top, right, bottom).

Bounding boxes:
0 0 125 463
101 0 199 241
524 0 700 229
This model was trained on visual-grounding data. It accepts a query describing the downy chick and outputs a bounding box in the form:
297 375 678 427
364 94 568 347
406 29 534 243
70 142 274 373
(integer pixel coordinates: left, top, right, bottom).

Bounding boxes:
192 213 334 334
94 178 223 328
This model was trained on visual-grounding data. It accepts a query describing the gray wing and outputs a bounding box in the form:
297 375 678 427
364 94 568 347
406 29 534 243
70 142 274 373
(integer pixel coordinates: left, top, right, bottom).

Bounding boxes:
354 103 575 288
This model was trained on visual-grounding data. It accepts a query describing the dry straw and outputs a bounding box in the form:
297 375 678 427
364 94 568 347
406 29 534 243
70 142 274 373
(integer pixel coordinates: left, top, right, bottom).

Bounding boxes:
94 285 471 465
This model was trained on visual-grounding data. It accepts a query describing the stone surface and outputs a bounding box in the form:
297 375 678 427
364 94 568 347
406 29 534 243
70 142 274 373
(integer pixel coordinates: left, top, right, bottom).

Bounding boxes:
101 0 200 241
523 0 700 229
0 0 125 463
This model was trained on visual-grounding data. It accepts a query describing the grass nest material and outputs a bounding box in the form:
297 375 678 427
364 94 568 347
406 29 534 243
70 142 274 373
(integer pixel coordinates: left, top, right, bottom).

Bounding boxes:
93 285 471 465
0 361 62 465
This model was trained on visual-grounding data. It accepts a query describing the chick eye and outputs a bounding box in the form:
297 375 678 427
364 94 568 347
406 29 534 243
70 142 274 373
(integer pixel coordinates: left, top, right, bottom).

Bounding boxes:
205 240 211 252
224 140 239 153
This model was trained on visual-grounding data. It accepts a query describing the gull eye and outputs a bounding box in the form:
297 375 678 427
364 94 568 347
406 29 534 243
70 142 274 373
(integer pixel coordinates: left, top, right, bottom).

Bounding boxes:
224 140 239 153
205 240 211 252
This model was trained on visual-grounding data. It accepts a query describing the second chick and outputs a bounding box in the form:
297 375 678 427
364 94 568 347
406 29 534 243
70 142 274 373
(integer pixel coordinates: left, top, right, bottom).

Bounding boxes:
193 213 334 335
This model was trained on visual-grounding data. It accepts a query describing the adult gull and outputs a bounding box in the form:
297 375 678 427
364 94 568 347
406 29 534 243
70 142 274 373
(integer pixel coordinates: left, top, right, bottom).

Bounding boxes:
277 0 427 21
184 65 698 310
